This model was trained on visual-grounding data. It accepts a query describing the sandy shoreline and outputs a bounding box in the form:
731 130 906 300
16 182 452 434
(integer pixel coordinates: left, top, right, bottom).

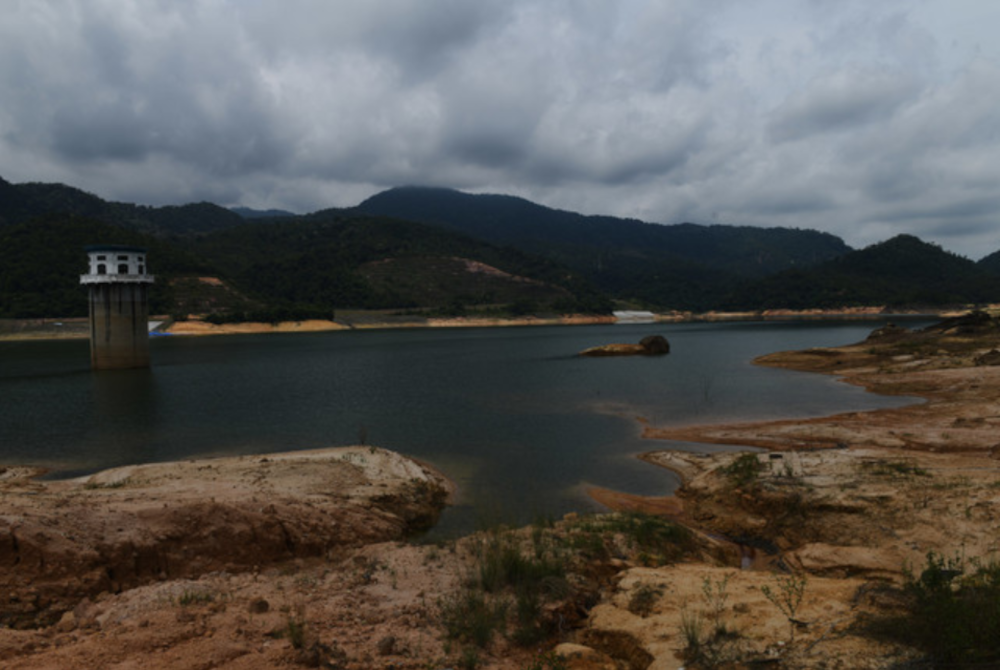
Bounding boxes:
1 307 956 341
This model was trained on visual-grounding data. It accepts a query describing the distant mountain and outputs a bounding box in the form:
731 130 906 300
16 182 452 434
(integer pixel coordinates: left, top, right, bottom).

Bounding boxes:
184 212 610 315
356 186 852 310
978 249 1000 275
230 206 297 220
0 177 247 236
356 187 851 273
0 177 610 318
723 235 1000 310
2 176 993 318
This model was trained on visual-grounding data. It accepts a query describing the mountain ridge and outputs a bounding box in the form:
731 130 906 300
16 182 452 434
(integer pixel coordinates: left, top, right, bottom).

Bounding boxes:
2 176 999 318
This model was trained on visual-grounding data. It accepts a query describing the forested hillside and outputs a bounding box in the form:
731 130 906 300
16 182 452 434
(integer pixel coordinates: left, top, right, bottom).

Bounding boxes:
0 178 611 319
2 176 999 320
0 215 207 318
355 186 853 310
0 177 248 236
181 213 611 316
356 186 850 277
722 235 1000 309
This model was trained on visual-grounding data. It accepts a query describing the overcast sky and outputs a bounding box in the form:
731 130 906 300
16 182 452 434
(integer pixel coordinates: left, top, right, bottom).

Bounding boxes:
2 1 999 258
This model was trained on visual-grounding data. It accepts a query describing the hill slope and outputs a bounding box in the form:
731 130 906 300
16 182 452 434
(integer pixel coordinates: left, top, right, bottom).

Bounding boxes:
185 212 611 315
3 176 997 318
0 177 247 236
355 186 852 310
0 215 207 318
723 235 1000 309
357 186 850 275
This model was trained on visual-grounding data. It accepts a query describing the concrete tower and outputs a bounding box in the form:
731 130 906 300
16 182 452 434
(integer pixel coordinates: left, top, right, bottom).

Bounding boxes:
80 245 155 370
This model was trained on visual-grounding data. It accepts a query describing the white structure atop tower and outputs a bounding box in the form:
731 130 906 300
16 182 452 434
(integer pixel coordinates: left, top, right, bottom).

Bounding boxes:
80 246 154 284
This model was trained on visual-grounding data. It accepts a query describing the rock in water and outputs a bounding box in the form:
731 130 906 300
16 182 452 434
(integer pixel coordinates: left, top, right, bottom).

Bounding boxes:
639 335 670 355
579 335 671 357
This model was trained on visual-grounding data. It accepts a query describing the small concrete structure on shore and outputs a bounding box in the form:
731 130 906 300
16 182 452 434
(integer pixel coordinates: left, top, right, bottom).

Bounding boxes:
613 310 656 323
80 245 155 369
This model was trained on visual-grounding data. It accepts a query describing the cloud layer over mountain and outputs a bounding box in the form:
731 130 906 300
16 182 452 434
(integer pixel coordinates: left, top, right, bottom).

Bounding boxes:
2 0 998 257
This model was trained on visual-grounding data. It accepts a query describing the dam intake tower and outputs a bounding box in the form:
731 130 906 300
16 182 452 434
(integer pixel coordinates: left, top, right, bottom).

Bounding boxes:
80 245 155 370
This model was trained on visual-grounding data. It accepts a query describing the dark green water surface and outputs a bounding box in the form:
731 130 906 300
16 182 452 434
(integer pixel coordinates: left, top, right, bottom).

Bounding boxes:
0 320 926 536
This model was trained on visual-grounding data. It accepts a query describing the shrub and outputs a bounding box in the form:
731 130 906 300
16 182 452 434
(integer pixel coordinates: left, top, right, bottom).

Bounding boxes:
761 572 808 640
864 552 1000 667
282 616 307 649
177 590 214 606
628 583 664 618
522 650 569 670
475 530 566 594
438 588 508 649
720 453 763 488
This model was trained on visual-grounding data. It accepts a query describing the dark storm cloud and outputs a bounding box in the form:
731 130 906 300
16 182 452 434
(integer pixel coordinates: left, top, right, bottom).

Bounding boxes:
1 1 999 257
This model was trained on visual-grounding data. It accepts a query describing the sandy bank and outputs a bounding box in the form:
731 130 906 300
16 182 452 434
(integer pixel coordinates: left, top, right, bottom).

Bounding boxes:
4 306 957 341
164 319 350 336
165 313 616 336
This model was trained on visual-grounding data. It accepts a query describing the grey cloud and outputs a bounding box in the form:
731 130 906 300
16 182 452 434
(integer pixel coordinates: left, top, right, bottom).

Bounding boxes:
1 1 1000 260
768 69 920 142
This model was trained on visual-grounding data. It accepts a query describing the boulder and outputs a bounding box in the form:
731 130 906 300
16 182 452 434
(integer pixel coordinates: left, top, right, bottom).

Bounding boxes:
639 335 670 354
579 335 671 357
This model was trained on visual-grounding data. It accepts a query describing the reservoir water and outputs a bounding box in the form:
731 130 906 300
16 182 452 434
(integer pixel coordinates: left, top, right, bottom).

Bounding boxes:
0 320 925 536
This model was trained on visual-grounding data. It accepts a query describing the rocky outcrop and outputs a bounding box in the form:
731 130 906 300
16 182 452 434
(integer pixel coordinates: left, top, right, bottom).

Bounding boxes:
974 348 1000 366
866 322 909 341
0 447 450 629
923 309 999 335
580 335 670 357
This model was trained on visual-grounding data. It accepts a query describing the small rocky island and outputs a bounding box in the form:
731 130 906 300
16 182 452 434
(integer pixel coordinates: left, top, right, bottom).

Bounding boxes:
579 334 671 357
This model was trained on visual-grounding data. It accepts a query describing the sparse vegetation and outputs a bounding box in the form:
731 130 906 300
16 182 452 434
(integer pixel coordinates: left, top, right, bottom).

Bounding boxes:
280 616 308 649
628 582 664 618
680 572 744 667
176 589 214 606
761 572 808 640
720 453 763 488
438 587 508 649
680 606 705 660
83 477 131 490
438 512 696 652
858 458 930 478
702 573 734 637
561 512 696 566
863 552 1000 667
521 650 568 670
